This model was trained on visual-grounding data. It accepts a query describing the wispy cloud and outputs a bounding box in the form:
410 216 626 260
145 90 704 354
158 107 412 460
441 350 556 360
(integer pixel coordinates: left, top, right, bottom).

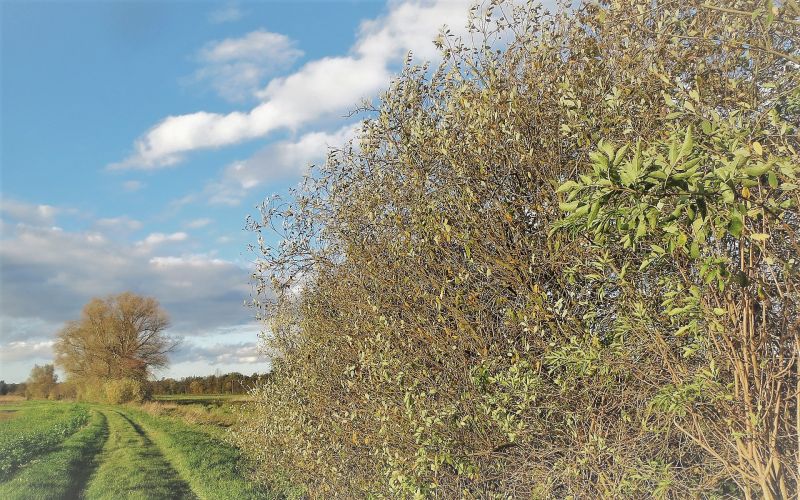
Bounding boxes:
110 0 473 170
95 216 143 232
186 218 212 229
206 123 360 206
136 231 188 248
191 30 303 103
122 180 145 192
208 3 243 24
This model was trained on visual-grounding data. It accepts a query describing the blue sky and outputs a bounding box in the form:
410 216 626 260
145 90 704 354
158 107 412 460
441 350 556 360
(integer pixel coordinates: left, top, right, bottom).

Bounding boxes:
0 0 478 383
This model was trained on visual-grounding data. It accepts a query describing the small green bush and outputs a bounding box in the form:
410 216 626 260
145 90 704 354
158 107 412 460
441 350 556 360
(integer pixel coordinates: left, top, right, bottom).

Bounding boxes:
103 379 147 404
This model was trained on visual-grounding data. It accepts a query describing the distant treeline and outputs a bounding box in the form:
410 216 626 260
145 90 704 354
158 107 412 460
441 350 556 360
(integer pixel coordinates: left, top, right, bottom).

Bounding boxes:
0 371 271 399
0 380 25 396
149 372 271 395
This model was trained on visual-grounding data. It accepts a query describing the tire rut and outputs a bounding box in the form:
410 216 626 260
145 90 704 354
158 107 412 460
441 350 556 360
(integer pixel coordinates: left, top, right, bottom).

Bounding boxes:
83 409 196 500
67 409 109 499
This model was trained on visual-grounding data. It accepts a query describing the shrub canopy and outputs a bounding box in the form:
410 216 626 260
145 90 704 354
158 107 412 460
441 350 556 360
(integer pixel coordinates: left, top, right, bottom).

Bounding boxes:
242 0 800 497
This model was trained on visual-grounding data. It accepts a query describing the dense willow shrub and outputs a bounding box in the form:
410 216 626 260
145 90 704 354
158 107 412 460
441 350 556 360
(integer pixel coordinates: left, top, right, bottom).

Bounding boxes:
240 1 799 497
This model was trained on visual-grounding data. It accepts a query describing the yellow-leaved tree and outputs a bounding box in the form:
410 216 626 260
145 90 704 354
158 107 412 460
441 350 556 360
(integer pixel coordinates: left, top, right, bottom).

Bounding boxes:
54 292 176 403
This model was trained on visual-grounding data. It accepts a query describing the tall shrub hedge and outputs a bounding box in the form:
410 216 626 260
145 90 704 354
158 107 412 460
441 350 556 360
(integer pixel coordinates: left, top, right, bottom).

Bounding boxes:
240 1 799 497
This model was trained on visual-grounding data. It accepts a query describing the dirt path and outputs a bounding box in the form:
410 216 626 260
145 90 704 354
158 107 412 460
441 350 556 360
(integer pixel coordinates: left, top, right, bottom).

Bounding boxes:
83 409 196 500
65 410 109 499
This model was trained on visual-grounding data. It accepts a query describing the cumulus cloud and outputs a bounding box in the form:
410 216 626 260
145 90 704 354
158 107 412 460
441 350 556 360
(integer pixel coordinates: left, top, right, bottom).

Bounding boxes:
155 323 269 377
1 199 61 227
111 0 474 170
173 340 262 365
192 30 303 102
0 214 259 380
0 340 55 363
0 223 255 350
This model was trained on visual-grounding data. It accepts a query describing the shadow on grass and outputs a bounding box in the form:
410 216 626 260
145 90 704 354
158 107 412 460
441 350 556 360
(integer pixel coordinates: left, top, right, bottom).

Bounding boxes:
83 410 196 499
65 410 109 499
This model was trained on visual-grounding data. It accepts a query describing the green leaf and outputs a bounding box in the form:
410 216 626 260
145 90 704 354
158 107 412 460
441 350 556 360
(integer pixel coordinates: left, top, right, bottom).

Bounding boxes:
613 144 629 165
727 214 743 237
768 171 778 188
679 126 693 161
620 162 639 186
587 200 601 224
713 308 727 316
559 201 579 212
557 180 579 193
690 241 700 259
743 164 771 177
721 185 735 203
635 219 647 239
749 233 769 241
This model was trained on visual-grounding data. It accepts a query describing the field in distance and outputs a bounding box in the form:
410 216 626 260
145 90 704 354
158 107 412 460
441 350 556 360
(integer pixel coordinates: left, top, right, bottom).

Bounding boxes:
0 398 274 499
153 394 251 404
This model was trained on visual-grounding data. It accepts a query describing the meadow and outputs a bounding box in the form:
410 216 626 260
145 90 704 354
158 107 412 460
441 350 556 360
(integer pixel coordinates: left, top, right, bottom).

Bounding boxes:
0 397 273 499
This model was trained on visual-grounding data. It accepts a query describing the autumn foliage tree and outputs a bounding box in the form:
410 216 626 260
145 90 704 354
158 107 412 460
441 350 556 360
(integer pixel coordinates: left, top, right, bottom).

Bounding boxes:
241 0 799 497
54 292 176 402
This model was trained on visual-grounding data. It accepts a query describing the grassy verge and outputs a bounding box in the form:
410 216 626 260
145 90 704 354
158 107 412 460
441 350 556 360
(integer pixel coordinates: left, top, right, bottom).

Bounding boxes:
0 409 107 499
84 409 195 500
126 407 273 499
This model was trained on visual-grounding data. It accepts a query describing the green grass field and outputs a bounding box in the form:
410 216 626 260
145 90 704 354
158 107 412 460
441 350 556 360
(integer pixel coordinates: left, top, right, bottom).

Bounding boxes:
0 400 273 499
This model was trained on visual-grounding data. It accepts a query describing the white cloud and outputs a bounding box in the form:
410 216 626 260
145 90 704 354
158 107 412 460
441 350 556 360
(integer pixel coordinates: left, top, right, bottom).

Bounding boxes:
111 0 474 170
122 180 145 192
354 0 471 63
192 30 303 102
1 223 255 341
95 216 143 232
136 231 188 247
0 340 55 363
1 199 60 227
149 254 228 267
208 3 243 24
186 217 212 229
200 30 299 65
206 123 360 206
173 339 264 365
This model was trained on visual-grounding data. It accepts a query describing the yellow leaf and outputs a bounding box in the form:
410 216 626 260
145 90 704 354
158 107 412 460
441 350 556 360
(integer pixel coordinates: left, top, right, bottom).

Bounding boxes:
752 142 763 156
749 233 770 241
